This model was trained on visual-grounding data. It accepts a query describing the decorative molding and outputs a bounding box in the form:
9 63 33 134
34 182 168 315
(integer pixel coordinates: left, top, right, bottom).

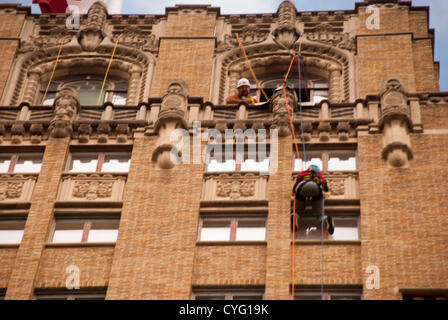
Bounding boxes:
304 23 355 51
112 26 158 53
0 174 37 203
73 180 113 200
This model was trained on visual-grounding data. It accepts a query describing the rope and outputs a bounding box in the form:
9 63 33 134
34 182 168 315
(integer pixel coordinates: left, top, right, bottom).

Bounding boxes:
235 33 270 102
97 33 123 105
40 35 71 105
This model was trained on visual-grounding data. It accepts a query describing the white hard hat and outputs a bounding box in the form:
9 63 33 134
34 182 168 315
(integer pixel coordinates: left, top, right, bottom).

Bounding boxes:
237 78 251 88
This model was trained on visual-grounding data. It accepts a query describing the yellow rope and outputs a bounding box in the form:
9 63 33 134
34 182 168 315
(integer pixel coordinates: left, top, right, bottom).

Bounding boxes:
97 33 123 105
40 35 71 105
235 33 270 103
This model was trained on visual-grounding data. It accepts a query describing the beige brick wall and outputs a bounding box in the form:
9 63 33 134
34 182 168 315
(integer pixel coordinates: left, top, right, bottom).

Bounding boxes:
166 12 216 37
35 247 115 288
358 4 410 35
0 248 18 288
5 138 70 300
106 137 204 299
357 34 416 97
413 39 438 92
150 39 215 99
421 104 448 129
192 246 266 286
358 133 448 299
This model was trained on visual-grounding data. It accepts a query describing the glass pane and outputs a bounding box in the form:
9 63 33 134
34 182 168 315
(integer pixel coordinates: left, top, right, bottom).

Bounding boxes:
0 230 24 244
294 158 323 172
241 159 269 172
87 229 118 243
200 220 231 241
52 230 84 243
40 92 57 106
332 219 359 240
65 80 104 105
0 156 11 173
101 154 131 172
295 218 323 240
195 295 226 300
235 220 266 241
111 92 127 105
14 155 42 173
328 151 357 171
233 295 264 300
69 154 98 172
206 159 236 172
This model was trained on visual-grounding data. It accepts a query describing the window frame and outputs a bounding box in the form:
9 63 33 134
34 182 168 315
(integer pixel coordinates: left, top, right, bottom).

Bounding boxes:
0 153 43 174
34 288 107 300
192 287 265 300
293 286 362 300
198 215 267 242
49 217 120 244
66 151 132 173
0 219 26 245
293 146 358 172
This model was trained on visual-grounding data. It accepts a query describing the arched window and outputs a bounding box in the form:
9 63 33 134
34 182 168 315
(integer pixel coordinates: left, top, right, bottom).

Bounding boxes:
40 75 128 106
249 73 329 104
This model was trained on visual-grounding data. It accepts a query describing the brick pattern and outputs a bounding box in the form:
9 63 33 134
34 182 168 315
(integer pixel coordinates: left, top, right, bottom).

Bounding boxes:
294 244 362 285
357 34 416 97
0 14 25 38
413 39 438 92
358 5 410 35
0 248 18 288
106 138 204 299
421 104 448 129
192 246 266 286
150 39 215 98
166 12 216 37
5 138 70 300
0 40 19 102
408 11 429 39
265 137 293 300
358 133 448 299
35 247 114 288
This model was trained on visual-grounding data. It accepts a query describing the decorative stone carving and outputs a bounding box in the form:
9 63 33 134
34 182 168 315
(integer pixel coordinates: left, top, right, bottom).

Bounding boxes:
270 87 298 137
272 1 301 49
327 178 345 196
49 87 80 138
0 182 24 201
305 23 355 51
217 25 269 52
216 179 256 200
58 173 126 202
114 27 158 53
20 27 74 53
73 180 113 200
379 79 413 168
77 1 108 51
152 80 189 169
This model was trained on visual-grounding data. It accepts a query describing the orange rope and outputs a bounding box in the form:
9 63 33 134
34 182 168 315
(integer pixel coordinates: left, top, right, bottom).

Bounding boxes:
235 33 270 102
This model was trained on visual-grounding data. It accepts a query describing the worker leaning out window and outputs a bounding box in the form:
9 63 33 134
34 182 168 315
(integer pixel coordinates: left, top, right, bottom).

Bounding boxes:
225 78 259 105
292 165 334 235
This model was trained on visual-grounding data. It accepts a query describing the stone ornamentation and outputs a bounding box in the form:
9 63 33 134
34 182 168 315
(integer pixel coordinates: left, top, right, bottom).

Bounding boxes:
0 182 24 201
77 1 108 51
73 180 113 200
270 87 298 137
49 87 80 138
216 179 256 200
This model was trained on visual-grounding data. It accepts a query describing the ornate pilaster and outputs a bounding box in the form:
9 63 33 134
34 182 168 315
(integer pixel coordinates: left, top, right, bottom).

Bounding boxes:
379 79 413 167
49 87 80 138
329 68 342 104
270 86 298 137
152 80 189 169
22 68 42 106
77 1 108 52
126 68 142 105
272 1 301 49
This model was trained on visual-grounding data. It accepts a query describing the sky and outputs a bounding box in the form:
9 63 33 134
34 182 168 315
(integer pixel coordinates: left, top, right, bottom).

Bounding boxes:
3 0 448 91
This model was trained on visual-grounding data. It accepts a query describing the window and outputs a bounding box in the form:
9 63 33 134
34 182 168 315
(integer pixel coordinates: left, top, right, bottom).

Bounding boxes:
294 215 359 241
0 153 43 173
34 288 107 300
294 286 362 300
40 75 128 106
67 152 131 173
250 73 329 104
401 289 448 300
294 149 357 172
0 220 26 244
198 217 266 242
192 288 264 300
50 219 119 244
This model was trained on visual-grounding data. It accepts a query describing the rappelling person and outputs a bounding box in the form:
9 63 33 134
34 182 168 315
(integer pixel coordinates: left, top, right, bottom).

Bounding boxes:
225 78 260 104
292 164 334 235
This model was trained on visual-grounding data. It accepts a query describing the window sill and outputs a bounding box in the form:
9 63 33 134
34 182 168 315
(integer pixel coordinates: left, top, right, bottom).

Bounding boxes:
292 240 361 245
0 244 20 249
196 241 267 246
45 242 116 248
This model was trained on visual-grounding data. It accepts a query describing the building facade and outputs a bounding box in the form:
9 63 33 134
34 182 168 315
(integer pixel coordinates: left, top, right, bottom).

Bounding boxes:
0 0 447 300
